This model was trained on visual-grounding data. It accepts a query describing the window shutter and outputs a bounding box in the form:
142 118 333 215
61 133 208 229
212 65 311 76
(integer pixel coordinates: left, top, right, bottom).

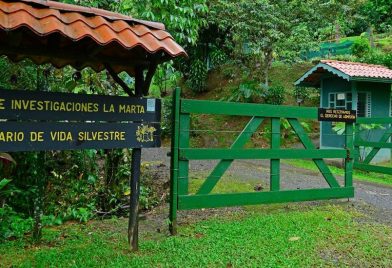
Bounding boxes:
366 93 371 117
390 92 392 117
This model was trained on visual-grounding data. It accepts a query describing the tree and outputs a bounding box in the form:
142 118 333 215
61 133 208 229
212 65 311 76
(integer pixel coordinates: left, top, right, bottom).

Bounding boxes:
313 0 363 42
360 0 392 33
209 0 317 86
115 0 208 46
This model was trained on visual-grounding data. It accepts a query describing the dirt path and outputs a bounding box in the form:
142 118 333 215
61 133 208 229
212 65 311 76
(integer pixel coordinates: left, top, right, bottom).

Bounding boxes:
142 147 392 225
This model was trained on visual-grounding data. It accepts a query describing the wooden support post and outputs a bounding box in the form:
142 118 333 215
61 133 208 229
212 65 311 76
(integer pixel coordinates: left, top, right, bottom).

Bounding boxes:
128 148 141 251
128 66 144 251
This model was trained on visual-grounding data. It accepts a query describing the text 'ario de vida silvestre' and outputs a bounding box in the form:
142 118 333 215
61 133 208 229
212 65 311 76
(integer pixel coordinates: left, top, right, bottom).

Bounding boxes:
0 131 126 142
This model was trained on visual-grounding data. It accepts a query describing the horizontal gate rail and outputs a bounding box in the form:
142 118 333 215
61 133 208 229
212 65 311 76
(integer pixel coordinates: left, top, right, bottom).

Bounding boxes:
354 163 392 175
181 99 318 119
355 141 392 149
178 187 354 210
180 148 347 160
357 117 392 124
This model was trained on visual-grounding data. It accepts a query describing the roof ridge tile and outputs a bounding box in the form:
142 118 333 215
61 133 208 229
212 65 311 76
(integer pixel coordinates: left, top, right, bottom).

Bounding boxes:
321 59 387 69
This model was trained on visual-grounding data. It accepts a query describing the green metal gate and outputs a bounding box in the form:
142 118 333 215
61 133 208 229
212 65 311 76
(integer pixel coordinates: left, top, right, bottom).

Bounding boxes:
169 88 354 233
354 117 392 175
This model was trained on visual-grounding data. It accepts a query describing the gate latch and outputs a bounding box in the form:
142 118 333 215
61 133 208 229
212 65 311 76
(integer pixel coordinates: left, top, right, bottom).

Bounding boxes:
345 147 351 161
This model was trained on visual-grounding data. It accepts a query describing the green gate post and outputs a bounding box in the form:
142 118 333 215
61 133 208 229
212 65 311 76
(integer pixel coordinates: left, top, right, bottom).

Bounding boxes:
169 88 181 235
178 110 190 196
345 122 354 188
270 117 280 191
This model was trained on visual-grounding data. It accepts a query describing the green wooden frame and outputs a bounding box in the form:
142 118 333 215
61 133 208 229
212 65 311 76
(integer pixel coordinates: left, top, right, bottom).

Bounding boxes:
169 88 354 234
354 117 392 175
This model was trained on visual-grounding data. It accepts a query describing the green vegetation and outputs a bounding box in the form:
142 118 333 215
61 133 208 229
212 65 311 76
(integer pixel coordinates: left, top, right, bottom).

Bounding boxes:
1 205 392 267
189 173 261 194
284 159 392 187
2 0 392 256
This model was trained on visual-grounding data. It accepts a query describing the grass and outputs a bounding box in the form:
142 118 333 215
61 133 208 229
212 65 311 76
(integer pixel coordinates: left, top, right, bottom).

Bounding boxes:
1 172 391 267
188 172 263 194
284 159 392 187
1 204 392 267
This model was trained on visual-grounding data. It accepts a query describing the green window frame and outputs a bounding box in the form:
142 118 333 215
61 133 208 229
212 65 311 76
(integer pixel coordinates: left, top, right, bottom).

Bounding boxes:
328 91 371 117
328 92 353 110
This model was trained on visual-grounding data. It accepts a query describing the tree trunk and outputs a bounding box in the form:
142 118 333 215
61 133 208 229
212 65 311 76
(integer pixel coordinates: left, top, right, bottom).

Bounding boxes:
368 26 375 48
264 49 273 87
33 167 45 242
335 21 340 43
32 190 43 241
32 152 48 243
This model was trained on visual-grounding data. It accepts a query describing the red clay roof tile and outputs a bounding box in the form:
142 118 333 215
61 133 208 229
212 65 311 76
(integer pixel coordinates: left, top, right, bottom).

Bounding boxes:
295 60 392 87
0 0 186 73
320 60 392 80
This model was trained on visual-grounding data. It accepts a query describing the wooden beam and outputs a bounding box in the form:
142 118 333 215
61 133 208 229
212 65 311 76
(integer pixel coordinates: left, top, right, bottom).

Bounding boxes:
134 67 144 97
105 64 135 97
0 46 151 70
142 62 158 96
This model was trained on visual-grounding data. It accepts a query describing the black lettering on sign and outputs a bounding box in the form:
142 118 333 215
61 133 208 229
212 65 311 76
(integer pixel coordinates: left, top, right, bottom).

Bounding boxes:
0 122 161 152
0 88 161 122
318 108 357 123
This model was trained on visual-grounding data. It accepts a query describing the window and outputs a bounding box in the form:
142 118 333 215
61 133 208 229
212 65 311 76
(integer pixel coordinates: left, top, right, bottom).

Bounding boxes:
328 92 352 110
329 91 371 117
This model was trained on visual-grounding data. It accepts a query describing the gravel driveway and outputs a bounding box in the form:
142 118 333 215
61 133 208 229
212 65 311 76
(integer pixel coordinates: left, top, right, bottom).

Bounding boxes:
142 147 392 225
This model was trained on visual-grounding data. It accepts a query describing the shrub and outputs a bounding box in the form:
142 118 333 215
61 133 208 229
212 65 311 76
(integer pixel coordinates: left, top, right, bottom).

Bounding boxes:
383 53 392 68
210 49 227 68
186 59 208 93
360 50 392 68
227 81 263 103
0 205 33 240
352 37 371 58
262 84 286 105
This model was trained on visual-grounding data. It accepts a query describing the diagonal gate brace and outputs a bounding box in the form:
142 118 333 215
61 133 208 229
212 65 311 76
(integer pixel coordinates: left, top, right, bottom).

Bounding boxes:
288 118 340 188
196 117 264 194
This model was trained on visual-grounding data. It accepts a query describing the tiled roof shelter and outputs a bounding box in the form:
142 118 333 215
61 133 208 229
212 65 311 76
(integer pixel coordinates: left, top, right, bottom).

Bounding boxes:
0 0 186 95
295 60 392 87
295 60 392 163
